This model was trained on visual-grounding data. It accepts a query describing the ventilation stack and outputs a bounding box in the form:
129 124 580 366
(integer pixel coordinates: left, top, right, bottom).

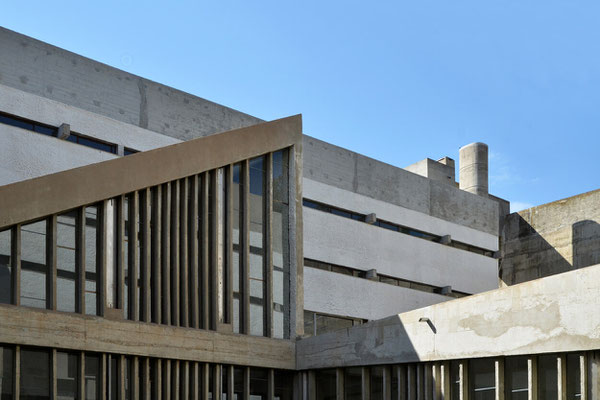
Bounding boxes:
459 142 488 197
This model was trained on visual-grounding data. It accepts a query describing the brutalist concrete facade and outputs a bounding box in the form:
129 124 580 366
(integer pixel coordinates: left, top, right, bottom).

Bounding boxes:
0 26 599 399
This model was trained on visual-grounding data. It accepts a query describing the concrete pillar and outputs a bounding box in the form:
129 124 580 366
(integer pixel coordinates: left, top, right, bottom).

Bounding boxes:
587 351 600 400
495 358 505 400
528 357 538 400
459 142 488 197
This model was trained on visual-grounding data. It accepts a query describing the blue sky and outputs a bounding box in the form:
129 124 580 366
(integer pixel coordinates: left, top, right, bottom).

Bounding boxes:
3 1 599 211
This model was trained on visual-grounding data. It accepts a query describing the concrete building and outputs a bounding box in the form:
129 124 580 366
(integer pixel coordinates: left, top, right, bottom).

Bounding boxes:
0 27 599 399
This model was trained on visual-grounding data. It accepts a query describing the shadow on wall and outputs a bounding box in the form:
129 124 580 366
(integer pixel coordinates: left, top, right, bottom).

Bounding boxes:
501 215 600 285
573 220 600 269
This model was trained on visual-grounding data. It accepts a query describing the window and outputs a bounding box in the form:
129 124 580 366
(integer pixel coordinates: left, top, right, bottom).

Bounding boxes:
56 352 78 400
0 230 12 305
538 355 558 399
0 346 14 400
20 348 51 400
469 359 495 400
505 357 527 400
20 220 47 309
315 369 336 400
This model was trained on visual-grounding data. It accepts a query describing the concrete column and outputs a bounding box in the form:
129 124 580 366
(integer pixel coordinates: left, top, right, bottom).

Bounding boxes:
459 142 488 197
558 355 567 400
459 361 469 400
440 362 450 400
396 365 408 400
432 363 442 400
362 367 371 400
424 364 433 400
587 351 600 400
495 358 505 400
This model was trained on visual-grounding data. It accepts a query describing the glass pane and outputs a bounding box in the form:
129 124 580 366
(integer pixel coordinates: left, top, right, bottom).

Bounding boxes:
470 359 495 400
450 361 460 400
249 156 265 336
370 367 384 400
85 206 98 315
505 357 527 400
57 212 77 313
0 346 14 399
124 197 130 320
538 355 558 399
57 352 78 400
315 369 336 400
274 369 293 400
0 230 12 304
272 149 290 339
21 220 47 308
85 354 101 400
345 368 362 400
110 356 118 400
232 164 242 334
250 368 268 400
567 354 581 399
20 348 50 400
234 367 244 400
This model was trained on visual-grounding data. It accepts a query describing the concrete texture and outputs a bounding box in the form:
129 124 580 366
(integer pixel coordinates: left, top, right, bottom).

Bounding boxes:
303 135 500 236
501 188 600 286
304 267 450 321
303 178 498 251
297 262 600 369
0 123 116 186
303 207 498 295
404 158 456 186
0 27 263 141
459 142 488 197
0 83 181 153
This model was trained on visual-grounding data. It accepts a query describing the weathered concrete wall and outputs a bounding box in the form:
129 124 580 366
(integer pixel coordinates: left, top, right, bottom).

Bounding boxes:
0 27 263 141
304 179 498 251
404 158 456 186
303 207 498 295
303 136 500 236
501 189 600 286
304 268 450 321
297 262 600 369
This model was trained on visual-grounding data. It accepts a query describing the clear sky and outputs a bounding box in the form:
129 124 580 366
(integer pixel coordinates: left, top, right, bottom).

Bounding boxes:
3 1 599 211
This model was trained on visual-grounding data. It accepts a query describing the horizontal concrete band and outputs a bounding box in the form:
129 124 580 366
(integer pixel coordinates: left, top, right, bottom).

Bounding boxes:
0 115 302 229
0 304 296 370
296 262 600 370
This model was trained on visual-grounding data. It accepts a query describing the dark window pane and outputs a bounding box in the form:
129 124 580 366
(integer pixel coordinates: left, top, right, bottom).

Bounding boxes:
85 354 101 400
567 354 581 399
57 211 77 313
371 367 384 400
505 357 527 400
274 369 294 400
86 206 98 315
470 359 495 400
538 355 558 399
250 368 268 399
304 310 315 337
249 156 265 336
20 348 50 400
232 164 242 334
75 135 116 153
124 148 138 156
315 369 336 400
57 352 78 400
451 361 460 400
21 220 47 308
0 230 12 304
0 113 33 130
234 366 244 399
33 124 56 136
345 368 362 400
331 208 352 219
0 346 14 399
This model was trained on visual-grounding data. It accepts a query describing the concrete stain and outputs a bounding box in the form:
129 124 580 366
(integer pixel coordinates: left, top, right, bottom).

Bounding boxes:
458 301 560 338
19 75 28 84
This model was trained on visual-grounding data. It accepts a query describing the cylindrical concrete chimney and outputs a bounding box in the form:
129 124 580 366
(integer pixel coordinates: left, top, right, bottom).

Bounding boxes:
459 142 488 197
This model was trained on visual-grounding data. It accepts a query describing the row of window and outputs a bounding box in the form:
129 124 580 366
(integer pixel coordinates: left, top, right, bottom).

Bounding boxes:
303 199 495 258
304 259 470 298
303 310 366 338
312 353 583 400
0 344 294 399
0 150 292 339
0 111 138 155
